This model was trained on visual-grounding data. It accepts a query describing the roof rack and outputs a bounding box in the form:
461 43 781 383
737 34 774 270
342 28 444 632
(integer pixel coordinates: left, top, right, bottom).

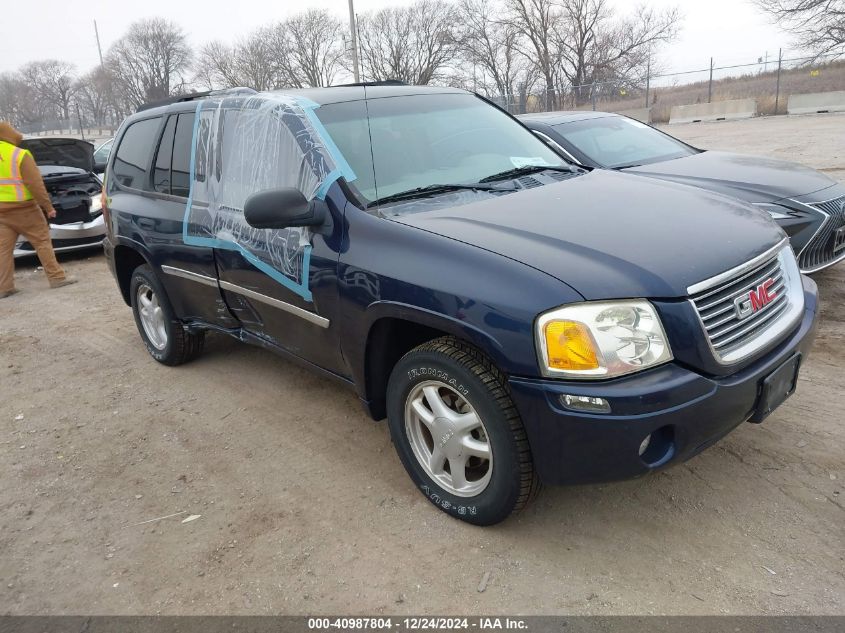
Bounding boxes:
136 87 258 113
332 80 408 88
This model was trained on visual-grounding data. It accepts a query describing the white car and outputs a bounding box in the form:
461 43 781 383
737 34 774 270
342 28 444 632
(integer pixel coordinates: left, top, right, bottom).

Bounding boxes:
13 138 105 258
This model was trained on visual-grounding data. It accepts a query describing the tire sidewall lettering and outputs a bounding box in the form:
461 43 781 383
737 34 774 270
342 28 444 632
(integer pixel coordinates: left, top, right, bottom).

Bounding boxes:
407 366 470 397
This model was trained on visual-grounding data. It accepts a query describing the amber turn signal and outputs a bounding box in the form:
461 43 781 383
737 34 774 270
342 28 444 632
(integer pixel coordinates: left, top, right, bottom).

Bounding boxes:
543 320 600 371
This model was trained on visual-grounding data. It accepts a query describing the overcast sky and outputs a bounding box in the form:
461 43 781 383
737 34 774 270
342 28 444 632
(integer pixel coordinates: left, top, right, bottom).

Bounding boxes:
1 0 793 79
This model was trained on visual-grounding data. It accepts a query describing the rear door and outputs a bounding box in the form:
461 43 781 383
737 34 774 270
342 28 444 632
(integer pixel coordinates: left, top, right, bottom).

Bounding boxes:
152 110 235 326
109 111 232 327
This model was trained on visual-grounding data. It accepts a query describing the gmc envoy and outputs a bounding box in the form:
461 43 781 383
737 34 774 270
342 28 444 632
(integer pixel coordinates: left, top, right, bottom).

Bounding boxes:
103 85 818 525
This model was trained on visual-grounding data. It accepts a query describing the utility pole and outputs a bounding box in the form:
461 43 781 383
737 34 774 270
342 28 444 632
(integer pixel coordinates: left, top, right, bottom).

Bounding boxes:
347 0 360 83
94 20 104 65
775 48 783 115
708 57 714 103
356 13 364 82
75 102 85 140
645 60 650 109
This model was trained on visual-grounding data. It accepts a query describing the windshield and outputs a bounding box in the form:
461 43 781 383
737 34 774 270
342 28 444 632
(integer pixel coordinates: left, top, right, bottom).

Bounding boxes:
316 93 567 205
553 116 696 168
94 139 113 162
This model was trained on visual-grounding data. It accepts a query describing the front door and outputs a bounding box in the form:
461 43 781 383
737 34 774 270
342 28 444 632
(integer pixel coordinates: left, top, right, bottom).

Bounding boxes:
183 96 348 375
213 193 346 374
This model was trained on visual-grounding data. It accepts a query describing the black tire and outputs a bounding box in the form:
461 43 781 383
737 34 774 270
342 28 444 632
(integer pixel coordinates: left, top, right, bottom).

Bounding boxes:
386 336 540 525
129 264 205 366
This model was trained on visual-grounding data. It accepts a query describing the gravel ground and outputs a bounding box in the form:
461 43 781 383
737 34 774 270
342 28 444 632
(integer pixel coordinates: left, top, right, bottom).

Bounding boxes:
1 113 843 616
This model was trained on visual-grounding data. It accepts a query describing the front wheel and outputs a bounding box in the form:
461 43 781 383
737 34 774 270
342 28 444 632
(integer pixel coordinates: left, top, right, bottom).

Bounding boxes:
386 337 540 525
130 264 204 366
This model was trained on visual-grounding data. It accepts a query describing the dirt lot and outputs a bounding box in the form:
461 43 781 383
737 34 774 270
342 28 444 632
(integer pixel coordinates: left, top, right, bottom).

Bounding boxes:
1 113 843 616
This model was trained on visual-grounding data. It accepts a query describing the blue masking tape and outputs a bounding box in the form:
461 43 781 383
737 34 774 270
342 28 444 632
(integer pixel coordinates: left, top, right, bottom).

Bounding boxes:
181 92 361 303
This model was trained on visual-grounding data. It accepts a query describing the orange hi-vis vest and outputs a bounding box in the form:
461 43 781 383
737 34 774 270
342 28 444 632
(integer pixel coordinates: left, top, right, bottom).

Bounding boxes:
0 140 34 203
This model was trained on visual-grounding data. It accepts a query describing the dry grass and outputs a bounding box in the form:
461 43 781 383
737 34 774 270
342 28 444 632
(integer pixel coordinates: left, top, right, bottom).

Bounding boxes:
559 59 845 122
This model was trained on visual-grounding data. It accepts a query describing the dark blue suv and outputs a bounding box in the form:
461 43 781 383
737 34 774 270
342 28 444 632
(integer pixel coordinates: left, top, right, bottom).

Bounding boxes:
102 85 818 525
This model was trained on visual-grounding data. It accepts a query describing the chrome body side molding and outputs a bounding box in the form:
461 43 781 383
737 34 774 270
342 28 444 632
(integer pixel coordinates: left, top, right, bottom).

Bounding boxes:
218 280 330 329
161 265 330 328
161 265 219 288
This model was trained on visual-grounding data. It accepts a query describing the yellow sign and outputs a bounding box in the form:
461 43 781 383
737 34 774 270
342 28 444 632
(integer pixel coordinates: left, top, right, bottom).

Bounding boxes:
810 69 820 77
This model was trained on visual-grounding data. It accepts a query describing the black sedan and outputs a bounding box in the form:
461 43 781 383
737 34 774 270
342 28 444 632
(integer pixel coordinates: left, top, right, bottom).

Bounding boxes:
520 111 845 273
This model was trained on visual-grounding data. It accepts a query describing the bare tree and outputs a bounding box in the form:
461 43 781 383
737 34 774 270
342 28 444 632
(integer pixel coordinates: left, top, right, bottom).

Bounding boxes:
5 69 57 128
506 0 679 106
285 9 346 87
196 11 345 91
105 18 192 108
505 0 566 107
0 73 29 127
458 0 533 107
75 66 120 129
557 0 679 99
195 41 239 90
357 0 459 84
197 28 284 91
18 59 77 122
755 0 844 58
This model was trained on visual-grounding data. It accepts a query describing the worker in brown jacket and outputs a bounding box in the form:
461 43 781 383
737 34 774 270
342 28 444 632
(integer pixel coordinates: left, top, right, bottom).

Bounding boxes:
0 121 77 298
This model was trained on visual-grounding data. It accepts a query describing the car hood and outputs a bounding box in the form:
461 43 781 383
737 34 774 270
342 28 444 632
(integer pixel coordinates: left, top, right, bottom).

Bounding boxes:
391 170 785 300
626 150 837 203
19 138 94 173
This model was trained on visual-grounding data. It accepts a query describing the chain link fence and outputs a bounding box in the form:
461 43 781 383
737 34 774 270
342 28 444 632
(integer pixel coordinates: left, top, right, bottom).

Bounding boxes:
489 52 845 123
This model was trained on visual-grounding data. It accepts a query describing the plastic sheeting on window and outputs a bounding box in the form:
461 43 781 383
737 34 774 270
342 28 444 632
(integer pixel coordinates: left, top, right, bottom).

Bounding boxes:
182 92 355 302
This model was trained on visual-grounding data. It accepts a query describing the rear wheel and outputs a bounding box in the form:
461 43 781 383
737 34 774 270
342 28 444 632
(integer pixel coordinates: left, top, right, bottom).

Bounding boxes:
386 336 540 525
130 265 204 366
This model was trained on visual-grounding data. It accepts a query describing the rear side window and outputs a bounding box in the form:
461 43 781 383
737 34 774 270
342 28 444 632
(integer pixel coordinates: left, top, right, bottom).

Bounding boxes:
171 113 195 197
112 117 161 190
153 116 176 194
149 112 195 198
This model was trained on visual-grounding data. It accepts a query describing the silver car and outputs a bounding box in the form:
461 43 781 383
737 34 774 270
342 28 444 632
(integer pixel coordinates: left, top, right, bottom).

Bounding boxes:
13 138 106 258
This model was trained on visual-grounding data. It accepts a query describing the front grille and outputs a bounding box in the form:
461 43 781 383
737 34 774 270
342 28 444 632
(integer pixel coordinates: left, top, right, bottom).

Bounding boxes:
798 195 845 272
690 248 791 362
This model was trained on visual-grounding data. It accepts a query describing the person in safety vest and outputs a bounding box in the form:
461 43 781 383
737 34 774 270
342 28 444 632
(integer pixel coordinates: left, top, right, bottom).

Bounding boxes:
0 121 77 298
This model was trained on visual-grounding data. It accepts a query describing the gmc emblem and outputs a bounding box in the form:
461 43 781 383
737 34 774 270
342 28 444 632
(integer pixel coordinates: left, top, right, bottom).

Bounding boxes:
734 278 777 320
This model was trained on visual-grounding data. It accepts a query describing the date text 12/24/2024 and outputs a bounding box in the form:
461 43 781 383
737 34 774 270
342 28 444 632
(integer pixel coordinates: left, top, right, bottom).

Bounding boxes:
308 618 528 630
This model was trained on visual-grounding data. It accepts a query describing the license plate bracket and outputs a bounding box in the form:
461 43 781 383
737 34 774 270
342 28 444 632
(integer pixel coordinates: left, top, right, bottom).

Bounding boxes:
749 353 801 423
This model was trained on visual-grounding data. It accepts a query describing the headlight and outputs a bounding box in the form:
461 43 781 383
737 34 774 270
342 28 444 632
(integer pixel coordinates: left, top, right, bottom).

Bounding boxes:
753 203 794 220
535 300 673 379
89 196 102 213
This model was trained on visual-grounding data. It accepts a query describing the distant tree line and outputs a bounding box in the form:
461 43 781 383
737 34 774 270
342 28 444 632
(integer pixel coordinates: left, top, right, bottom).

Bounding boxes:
2 0 686 130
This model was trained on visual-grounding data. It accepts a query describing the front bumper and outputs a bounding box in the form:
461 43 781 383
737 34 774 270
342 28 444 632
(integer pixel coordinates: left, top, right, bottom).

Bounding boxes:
509 276 819 485
13 214 105 258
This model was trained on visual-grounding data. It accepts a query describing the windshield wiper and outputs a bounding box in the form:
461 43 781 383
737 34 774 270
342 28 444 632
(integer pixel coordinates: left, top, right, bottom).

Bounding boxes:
478 164 576 183
367 183 516 208
611 163 643 170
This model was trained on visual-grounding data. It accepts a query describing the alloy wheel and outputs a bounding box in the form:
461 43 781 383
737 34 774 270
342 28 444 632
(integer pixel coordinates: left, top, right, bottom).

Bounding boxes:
137 284 168 351
404 380 493 497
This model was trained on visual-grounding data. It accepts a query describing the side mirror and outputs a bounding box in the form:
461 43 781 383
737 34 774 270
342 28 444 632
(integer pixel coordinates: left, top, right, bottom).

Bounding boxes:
93 161 106 174
244 187 328 230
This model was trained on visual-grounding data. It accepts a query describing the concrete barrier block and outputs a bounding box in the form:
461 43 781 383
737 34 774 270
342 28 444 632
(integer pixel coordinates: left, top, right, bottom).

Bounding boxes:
669 99 757 124
616 108 651 123
787 91 845 115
